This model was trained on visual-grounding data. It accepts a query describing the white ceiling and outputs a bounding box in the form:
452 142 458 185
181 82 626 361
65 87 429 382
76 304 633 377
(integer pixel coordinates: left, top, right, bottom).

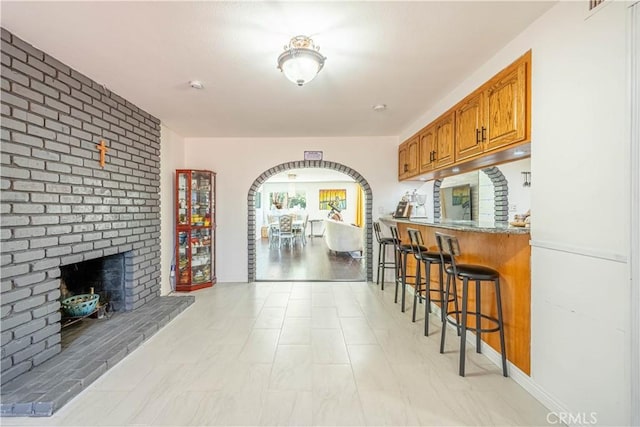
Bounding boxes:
0 1 554 138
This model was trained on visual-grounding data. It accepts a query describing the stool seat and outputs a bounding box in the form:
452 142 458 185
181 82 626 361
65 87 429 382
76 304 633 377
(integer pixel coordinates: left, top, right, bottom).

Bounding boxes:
450 264 499 281
399 244 427 253
418 251 451 263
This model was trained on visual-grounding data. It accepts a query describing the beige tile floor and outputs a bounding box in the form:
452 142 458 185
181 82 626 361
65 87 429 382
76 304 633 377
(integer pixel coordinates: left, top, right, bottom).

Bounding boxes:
2 282 550 426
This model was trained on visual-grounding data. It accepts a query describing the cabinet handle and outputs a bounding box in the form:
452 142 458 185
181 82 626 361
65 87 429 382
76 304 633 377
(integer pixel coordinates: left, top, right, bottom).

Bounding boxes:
482 126 487 142
432 151 437 161
475 129 481 144
404 164 408 173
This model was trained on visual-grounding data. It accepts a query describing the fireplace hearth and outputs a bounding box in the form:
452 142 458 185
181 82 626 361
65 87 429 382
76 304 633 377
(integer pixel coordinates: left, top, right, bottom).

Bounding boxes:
0 295 194 417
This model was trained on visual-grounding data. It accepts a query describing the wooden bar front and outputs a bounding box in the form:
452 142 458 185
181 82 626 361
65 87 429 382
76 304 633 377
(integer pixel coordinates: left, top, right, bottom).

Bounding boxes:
397 222 531 375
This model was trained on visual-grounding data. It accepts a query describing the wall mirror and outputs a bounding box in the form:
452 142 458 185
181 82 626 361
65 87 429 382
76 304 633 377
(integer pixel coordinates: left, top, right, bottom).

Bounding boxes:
440 171 479 221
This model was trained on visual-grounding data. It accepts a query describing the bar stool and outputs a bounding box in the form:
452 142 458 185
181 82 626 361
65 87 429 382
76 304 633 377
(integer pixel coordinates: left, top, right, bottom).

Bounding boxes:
374 222 395 290
406 228 456 337
389 225 427 313
436 232 508 377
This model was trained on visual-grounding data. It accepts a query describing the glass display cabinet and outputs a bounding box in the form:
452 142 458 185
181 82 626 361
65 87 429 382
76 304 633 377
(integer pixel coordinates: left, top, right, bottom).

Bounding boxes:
175 169 216 291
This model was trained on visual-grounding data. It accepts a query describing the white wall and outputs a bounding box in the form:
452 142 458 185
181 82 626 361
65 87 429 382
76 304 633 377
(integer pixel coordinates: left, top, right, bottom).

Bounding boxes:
478 170 494 222
527 4 629 423
183 136 412 283
401 2 631 424
500 158 531 219
159 125 186 296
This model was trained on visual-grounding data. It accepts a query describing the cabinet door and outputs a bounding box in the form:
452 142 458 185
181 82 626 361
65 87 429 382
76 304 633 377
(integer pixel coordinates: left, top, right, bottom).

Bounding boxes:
176 172 189 226
191 228 212 284
485 61 526 152
177 230 190 286
455 91 485 161
190 171 212 227
406 136 419 177
398 142 408 180
419 125 436 173
434 112 455 168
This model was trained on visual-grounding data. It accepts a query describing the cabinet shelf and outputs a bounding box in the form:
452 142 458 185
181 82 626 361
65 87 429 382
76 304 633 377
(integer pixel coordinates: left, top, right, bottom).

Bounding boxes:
175 169 216 292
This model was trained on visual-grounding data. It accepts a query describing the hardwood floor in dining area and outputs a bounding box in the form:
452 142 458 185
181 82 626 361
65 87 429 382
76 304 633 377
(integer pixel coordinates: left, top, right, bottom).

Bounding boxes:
255 236 366 282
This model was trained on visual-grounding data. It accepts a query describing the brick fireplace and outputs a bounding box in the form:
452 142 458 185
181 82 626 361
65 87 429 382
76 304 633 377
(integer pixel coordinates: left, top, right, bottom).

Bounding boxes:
1 28 165 386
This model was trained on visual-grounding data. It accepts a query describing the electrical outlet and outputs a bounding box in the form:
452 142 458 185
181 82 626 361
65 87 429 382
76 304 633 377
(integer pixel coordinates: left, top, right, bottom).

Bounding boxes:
509 204 517 212
378 206 385 214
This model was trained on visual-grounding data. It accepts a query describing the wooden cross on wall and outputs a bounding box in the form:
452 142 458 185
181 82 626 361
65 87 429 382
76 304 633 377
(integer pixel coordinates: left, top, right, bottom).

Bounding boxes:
96 140 108 168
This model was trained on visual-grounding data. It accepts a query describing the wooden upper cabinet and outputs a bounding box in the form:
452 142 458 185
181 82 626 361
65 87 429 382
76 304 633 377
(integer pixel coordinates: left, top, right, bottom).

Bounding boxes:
398 140 408 180
399 135 420 180
485 60 527 152
419 112 454 174
419 125 436 173
456 52 529 160
455 91 485 162
397 50 530 181
405 136 419 177
434 111 455 168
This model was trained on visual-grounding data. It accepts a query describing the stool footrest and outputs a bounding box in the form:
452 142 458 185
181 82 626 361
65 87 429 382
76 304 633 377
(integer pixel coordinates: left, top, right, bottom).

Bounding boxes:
445 311 501 334
420 292 455 305
414 291 454 304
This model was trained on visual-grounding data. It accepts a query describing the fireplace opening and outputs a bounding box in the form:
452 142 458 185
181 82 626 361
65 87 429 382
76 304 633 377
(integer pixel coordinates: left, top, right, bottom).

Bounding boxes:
60 253 127 322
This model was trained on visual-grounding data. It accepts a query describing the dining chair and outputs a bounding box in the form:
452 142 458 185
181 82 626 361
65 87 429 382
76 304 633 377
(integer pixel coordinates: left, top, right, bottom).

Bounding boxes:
267 214 279 248
293 214 309 246
278 214 295 248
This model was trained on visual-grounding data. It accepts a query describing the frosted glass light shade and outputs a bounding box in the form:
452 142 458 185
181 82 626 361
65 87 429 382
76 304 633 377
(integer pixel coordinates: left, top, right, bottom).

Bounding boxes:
277 36 326 87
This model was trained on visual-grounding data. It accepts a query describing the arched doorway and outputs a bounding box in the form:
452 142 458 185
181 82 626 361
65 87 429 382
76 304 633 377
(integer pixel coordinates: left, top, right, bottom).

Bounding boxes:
247 160 373 282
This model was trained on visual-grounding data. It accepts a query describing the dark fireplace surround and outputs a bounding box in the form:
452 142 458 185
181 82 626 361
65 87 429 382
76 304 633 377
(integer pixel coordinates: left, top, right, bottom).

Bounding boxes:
60 252 127 314
1 28 164 386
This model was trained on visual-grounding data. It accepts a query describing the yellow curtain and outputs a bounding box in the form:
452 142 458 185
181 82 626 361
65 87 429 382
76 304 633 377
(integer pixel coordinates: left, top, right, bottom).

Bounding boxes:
355 184 364 227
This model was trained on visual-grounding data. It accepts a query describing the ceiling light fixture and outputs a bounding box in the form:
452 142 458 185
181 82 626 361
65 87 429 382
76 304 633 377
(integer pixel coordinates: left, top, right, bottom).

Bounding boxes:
189 80 204 90
277 35 326 87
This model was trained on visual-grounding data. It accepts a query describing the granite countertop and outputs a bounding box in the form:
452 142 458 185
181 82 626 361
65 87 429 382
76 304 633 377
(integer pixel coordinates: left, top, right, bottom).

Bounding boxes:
379 215 530 235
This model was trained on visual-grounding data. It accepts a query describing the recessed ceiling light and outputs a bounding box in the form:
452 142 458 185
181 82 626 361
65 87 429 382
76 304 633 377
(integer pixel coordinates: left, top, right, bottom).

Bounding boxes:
189 80 204 89
372 104 387 112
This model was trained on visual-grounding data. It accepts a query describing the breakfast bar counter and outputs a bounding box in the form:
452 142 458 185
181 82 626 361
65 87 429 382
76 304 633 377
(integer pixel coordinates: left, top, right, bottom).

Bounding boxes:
381 216 531 234
380 216 531 375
